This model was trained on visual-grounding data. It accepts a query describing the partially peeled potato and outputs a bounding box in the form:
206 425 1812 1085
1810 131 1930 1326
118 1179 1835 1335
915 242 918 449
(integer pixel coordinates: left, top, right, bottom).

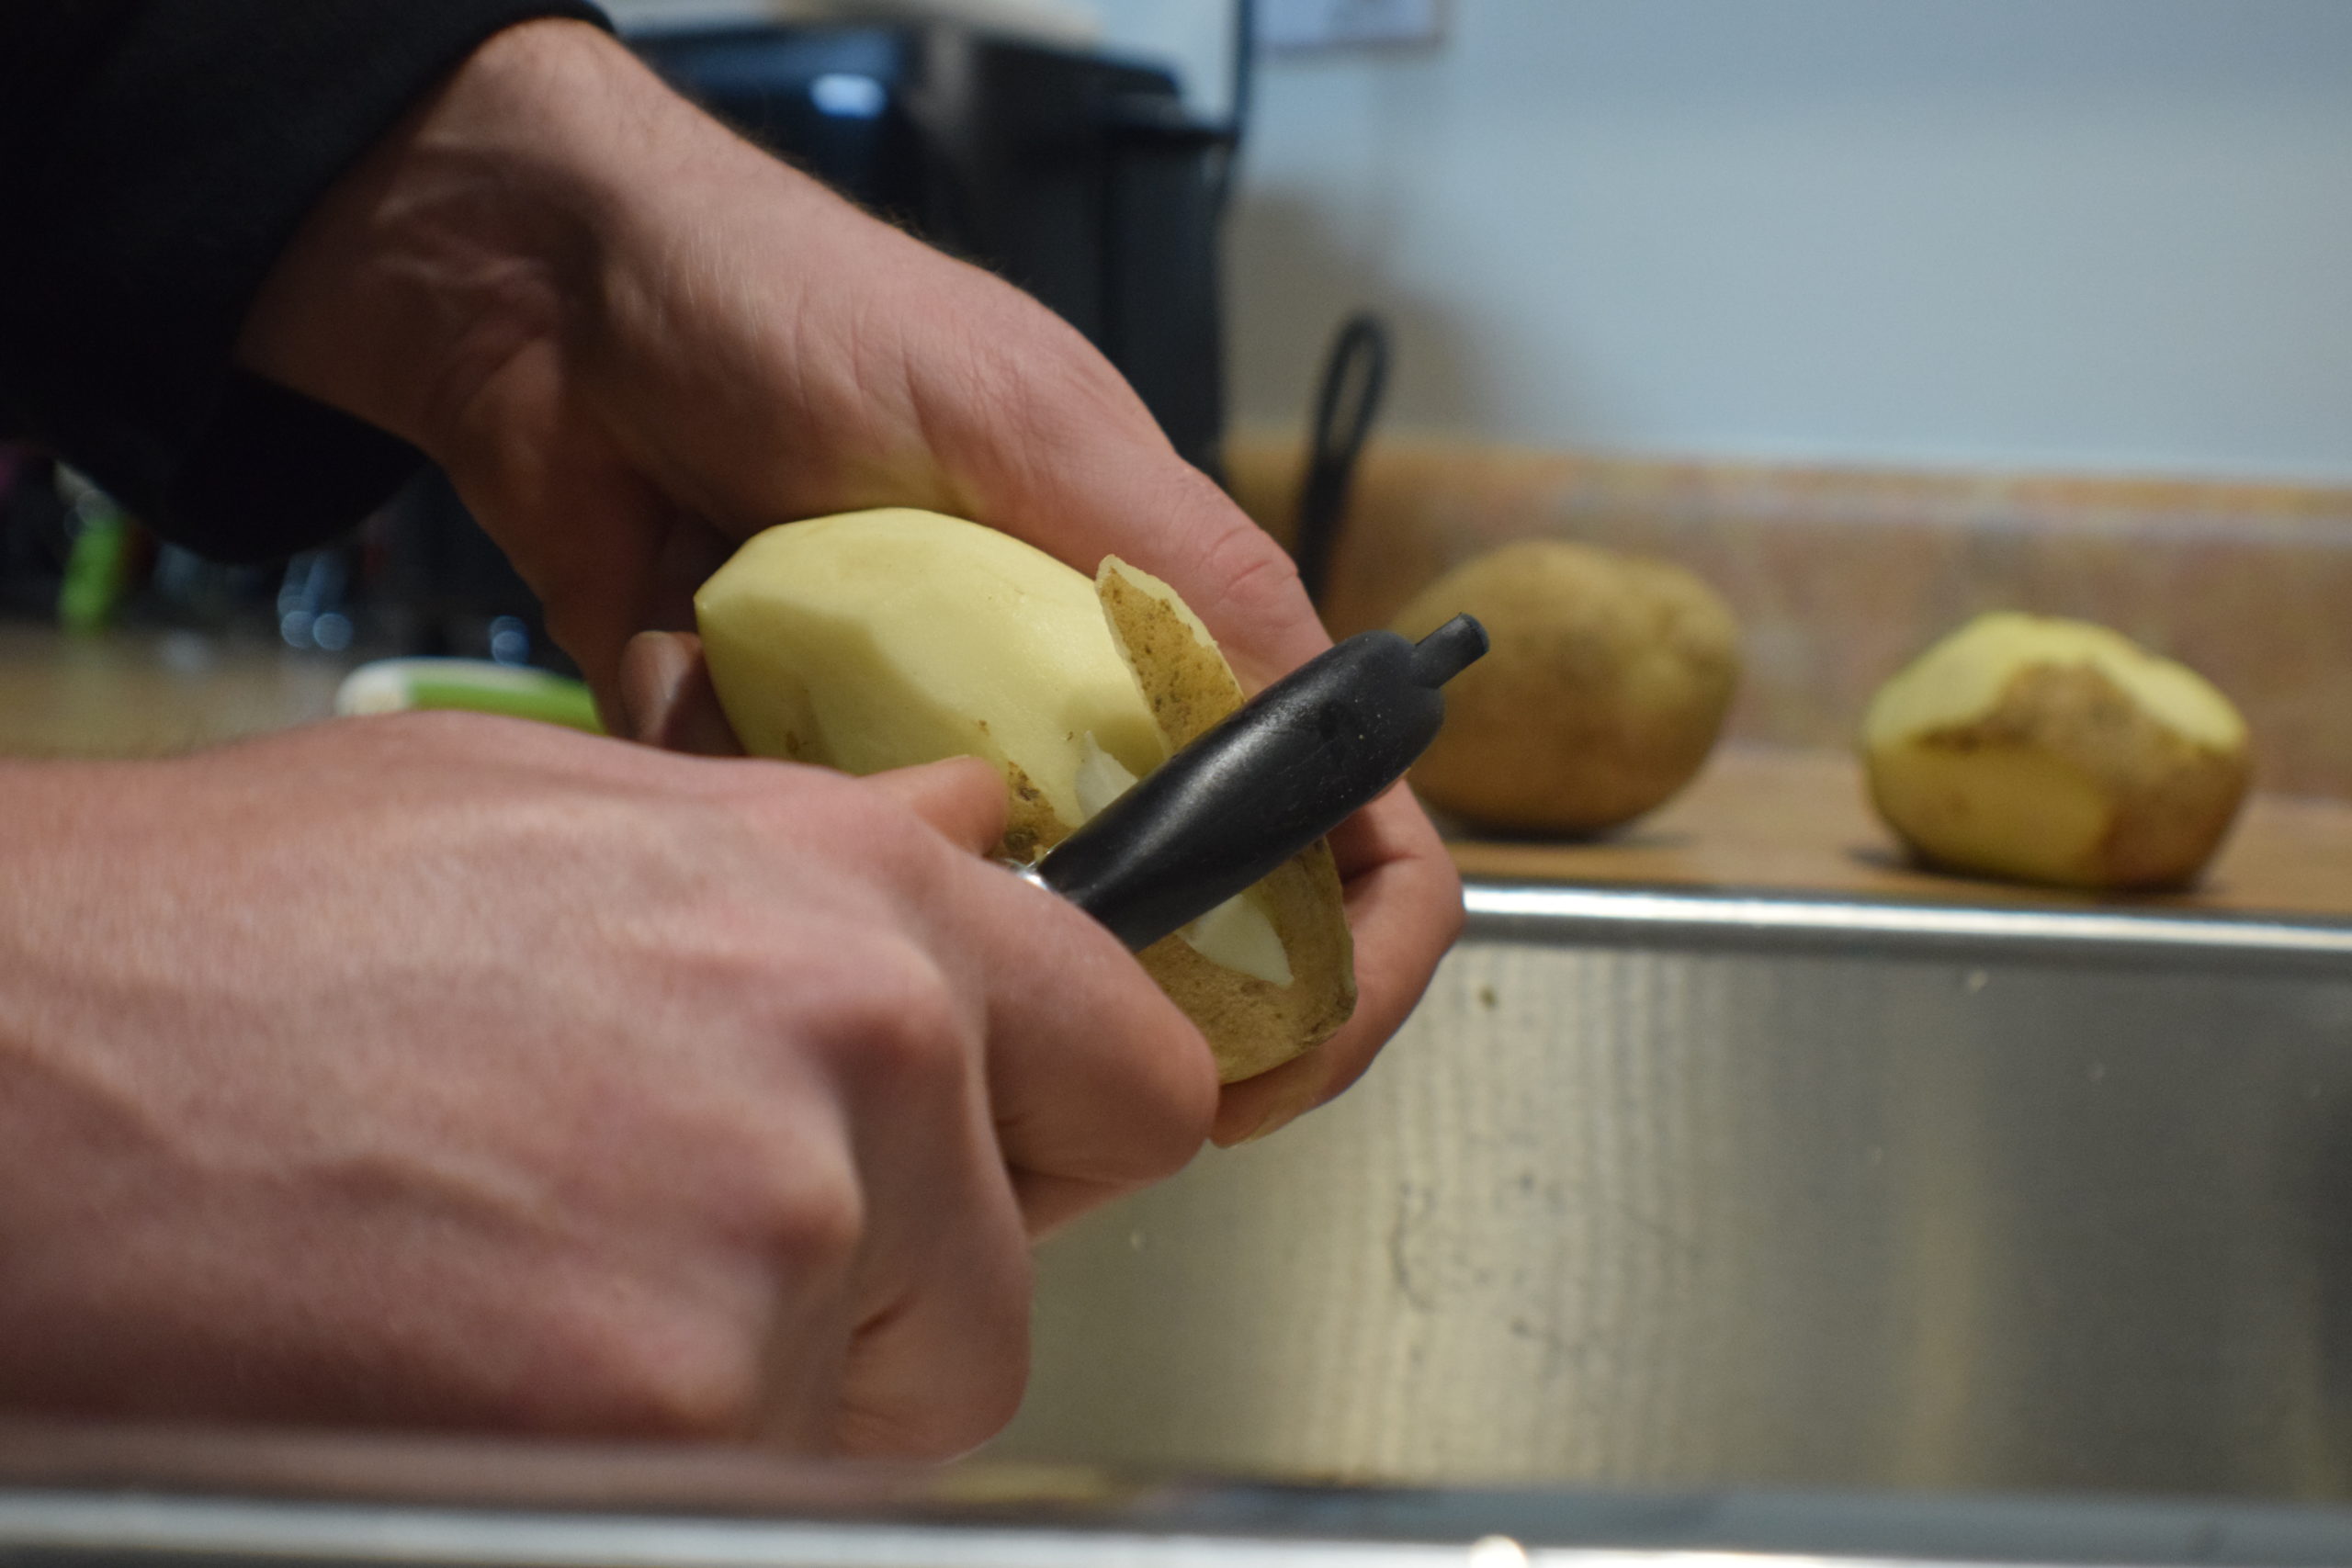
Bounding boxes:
694 508 1354 1081
1861 612 2251 890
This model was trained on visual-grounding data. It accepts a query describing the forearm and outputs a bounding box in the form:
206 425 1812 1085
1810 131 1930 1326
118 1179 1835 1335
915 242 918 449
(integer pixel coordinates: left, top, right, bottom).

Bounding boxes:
238 22 848 459
237 19 630 455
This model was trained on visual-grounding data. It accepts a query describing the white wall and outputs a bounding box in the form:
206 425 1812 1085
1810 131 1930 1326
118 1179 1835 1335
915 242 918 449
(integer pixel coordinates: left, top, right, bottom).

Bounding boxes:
1183 1 2352 481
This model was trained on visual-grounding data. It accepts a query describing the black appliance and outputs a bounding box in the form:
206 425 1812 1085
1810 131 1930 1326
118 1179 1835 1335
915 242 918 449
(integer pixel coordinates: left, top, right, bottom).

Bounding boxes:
631 22 1230 472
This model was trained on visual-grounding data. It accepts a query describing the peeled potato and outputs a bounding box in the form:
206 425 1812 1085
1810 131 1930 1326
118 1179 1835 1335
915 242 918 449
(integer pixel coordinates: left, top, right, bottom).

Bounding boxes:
1862 612 2251 890
694 508 1162 863
695 508 1353 1080
1389 539 1740 833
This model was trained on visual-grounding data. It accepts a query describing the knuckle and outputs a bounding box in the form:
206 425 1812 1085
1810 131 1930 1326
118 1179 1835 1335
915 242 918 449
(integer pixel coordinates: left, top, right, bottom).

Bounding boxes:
752 1160 866 1280
816 944 973 1102
1199 512 1308 621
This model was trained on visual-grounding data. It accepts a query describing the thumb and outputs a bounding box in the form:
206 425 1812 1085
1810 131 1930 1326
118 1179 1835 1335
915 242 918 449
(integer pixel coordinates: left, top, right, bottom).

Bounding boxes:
865 757 1010 857
616 630 746 757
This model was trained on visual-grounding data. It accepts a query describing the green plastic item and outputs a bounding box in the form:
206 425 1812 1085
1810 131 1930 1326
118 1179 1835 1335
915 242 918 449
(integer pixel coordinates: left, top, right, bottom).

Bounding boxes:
58 502 132 635
404 674 603 732
334 660 604 733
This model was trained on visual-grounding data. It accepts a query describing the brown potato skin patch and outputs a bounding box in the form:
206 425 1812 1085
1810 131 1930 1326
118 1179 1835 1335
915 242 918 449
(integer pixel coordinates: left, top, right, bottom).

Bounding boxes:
1097 558 1356 1083
1098 567 1245 749
1901 661 2251 889
999 761 1065 866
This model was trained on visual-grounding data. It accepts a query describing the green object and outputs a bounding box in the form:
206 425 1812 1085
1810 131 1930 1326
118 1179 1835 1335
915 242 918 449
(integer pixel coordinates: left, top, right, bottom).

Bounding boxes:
58 502 132 634
334 660 604 733
406 674 603 732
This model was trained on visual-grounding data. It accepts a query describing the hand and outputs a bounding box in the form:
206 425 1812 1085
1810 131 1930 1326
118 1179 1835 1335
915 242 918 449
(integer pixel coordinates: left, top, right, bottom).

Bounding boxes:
0 716 1211 1450
236 20 1461 1138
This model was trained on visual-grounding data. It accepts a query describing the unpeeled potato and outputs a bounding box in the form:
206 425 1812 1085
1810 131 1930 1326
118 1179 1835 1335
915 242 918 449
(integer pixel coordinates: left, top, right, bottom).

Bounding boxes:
694 508 1353 1081
1389 539 1741 833
1861 612 2251 889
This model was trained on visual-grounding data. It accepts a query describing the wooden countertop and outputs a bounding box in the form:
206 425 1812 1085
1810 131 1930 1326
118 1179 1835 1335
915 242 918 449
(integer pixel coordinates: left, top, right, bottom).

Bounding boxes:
8 624 2346 919
0 622 347 759
1449 744 2352 919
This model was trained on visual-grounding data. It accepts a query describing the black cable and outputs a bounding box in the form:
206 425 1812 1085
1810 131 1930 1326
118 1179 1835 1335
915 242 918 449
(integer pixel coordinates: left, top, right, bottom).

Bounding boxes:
1210 0 1254 217
1292 310 1391 611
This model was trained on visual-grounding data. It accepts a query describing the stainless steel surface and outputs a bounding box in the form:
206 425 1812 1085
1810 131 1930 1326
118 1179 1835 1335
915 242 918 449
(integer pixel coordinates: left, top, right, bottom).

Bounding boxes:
17 1423 2352 1567
1461 885 2352 968
993 882 2352 1498
0 1492 1517 1568
3 1480 2349 1568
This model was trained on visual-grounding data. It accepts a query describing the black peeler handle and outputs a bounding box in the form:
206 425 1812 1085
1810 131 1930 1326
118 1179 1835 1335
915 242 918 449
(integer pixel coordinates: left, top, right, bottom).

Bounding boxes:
1031 615 1487 953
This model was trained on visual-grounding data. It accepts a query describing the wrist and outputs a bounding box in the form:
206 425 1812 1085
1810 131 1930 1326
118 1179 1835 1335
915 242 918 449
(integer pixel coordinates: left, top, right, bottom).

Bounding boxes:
233 18 638 454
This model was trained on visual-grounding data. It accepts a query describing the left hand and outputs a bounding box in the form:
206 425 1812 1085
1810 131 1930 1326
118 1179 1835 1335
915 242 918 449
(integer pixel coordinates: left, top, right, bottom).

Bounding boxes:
236 18 1461 1141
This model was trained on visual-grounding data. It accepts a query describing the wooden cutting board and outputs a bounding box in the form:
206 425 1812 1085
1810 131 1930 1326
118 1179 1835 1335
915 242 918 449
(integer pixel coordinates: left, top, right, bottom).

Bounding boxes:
1446 743 2352 919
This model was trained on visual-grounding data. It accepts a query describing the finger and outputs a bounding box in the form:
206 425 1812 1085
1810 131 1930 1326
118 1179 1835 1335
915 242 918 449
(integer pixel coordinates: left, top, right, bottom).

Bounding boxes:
1128 481 1330 688
797 915 1035 1457
1213 786 1463 1145
864 758 1010 858
734 945 1033 1459
741 1123 863 1452
617 631 747 756
986 891 1220 1195
832 1102 1034 1459
935 864 1220 1226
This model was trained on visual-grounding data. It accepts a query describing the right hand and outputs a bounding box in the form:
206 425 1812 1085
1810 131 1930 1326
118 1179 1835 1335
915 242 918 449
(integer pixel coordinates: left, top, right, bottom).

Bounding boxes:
0 714 1215 1454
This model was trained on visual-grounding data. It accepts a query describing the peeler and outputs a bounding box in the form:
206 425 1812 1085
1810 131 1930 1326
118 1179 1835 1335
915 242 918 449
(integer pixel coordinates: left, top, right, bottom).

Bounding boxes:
1020 615 1487 951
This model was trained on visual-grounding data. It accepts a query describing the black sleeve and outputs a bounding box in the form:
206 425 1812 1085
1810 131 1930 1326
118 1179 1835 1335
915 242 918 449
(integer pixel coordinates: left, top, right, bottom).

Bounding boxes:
0 0 611 562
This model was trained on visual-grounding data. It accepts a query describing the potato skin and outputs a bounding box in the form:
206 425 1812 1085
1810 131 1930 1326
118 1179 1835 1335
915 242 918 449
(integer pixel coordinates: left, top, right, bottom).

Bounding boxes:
1099 559 1355 1080
1870 659 2251 890
1390 540 1741 834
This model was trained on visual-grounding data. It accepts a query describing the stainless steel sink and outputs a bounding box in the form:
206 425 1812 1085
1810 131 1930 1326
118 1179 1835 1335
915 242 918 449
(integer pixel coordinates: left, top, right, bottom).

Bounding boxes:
9 883 2352 1564
991 881 2352 1499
